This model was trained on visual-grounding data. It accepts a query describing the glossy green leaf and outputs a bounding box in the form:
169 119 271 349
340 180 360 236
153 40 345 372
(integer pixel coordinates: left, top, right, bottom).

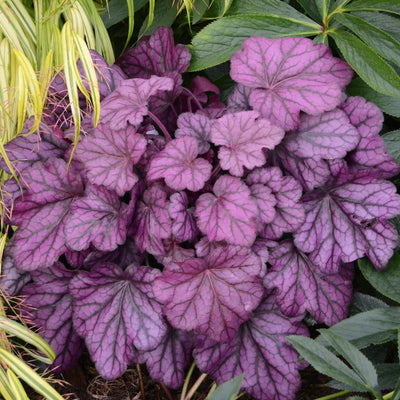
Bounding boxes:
101 0 148 28
206 374 244 400
0 349 64 400
346 77 400 117
358 254 400 304
331 30 400 98
296 0 322 22
382 130 400 164
316 307 400 349
287 335 369 391
345 0 400 15
333 13 400 67
139 0 179 36
188 14 320 71
192 0 211 24
202 0 232 18
318 330 381 397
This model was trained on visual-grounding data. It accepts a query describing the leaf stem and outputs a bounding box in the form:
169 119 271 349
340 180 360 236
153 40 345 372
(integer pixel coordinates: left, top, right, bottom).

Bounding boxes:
136 364 146 400
184 373 207 400
314 390 351 400
147 111 172 141
180 361 196 400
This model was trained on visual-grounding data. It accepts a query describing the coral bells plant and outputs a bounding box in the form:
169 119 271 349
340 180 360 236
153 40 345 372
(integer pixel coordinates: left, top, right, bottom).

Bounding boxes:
1 27 400 400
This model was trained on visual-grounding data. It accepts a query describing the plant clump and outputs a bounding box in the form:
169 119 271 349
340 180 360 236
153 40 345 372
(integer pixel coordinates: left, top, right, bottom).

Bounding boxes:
1 27 400 400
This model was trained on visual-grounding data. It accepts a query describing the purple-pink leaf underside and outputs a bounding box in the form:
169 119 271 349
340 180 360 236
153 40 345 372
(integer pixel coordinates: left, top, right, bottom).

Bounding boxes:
21 263 83 371
284 109 359 159
144 326 193 389
169 192 198 242
265 240 354 325
230 37 353 130
9 159 84 270
211 111 284 177
133 185 172 256
294 177 400 272
195 175 258 246
154 245 264 343
117 26 191 79
175 112 212 154
76 123 146 196
0 255 30 296
147 136 212 191
69 263 167 380
193 295 309 400
64 184 129 252
99 76 174 130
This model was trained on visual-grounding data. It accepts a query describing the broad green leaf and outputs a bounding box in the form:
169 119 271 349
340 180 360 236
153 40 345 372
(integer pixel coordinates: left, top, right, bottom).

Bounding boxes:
358 254 400 304
346 77 400 117
202 0 232 18
349 293 388 315
192 0 211 24
382 130 400 164
316 307 400 349
331 30 400 98
0 349 64 400
352 11 400 44
287 335 369 391
0 316 55 363
333 13 400 67
227 0 320 26
296 0 322 22
188 14 321 71
345 0 400 15
318 330 381 397
206 374 244 400
101 0 148 28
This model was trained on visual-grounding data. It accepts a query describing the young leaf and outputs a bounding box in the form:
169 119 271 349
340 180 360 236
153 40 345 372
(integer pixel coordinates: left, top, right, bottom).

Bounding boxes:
147 136 212 191
69 263 167 379
206 374 244 400
195 175 258 246
230 36 353 130
358 253 400 304
331 30 400 98
154 245 264 342
210 111 284 177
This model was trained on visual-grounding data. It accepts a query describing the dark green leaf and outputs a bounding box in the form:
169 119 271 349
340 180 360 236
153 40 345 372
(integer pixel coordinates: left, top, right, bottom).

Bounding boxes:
139 0 179 36
346 77 400 117
333 13 400 67
318 330 380 397
227 0 321 25
331 30 400 98
206 374 244 400
349 293 388 315
346 397 369 400
345 0 400 15
296 0 323 22
383 130 400 164
316 307 400 349
358 254 400 304
377 364 400 391
287 336 369 391
192 0 211 24
188 14 320 71
101 0 148 28
202 0 232 18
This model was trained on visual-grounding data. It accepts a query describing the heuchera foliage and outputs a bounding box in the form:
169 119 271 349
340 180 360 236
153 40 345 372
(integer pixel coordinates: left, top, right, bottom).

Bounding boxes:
2 28 400 400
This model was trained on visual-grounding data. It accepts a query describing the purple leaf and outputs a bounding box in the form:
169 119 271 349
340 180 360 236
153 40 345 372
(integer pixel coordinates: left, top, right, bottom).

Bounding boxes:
230 37 353 130
193 294 308 400
0 121 68 174
0 255 31 296
249 184 276 229
75 123 146 196
99 76 174 130
195 175 258 246
294 172 400 272
265 240 354 325
21 263 84 371
156 239 195 266
210 111 284 177
116 26 191 79
147 136 212 191
64 184 130 251
144 326 194 389
175 112 212 154
246 167 305 239
283 109 359 159
1 177 26 224
9 159 84 270
133 185 172 255
342 96 400 178
69 263 167 379
168 192 198 242
154 244 264 342
227 84 252 112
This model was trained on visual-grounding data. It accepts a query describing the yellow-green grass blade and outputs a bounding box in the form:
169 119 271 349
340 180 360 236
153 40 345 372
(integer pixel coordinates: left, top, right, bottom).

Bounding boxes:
38 50 54 107
0 365 14 400
0 316 55 363
13 65 28 134
121 0 135 54
6 369 30 400
146 0 155 32
7 0 36 46
0 349 64 400
20 346 56 364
